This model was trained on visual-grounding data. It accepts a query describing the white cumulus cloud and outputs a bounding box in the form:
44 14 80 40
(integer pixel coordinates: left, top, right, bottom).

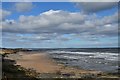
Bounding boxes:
2 10 118 37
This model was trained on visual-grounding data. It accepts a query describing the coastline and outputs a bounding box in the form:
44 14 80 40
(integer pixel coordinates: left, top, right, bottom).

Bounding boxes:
2 49 119 79
6 51 102 77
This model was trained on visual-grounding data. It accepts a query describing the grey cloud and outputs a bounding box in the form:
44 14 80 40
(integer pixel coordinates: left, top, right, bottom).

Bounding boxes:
15 2 33 12
76 2 118 13
0 9 11 20
2 32 59 42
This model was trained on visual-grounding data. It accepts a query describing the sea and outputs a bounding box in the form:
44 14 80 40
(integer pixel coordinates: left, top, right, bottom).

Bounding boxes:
29 48 119 73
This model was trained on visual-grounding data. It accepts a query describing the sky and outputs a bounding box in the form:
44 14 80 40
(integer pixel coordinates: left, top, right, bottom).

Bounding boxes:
1 1 119 48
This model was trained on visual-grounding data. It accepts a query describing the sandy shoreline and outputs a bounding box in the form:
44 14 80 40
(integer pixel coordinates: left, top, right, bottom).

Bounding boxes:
16 52 62 73
6 51 101 76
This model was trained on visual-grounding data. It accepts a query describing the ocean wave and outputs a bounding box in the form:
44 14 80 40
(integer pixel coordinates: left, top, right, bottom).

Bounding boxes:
49 51 118 61
48 49 118 72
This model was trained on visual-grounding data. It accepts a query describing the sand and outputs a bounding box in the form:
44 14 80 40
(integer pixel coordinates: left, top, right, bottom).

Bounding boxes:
16 52 62 73
6 51 101 75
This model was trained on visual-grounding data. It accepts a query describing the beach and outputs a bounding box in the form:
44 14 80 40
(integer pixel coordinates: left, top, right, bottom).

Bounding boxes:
2 48 119 79
6 51 102 77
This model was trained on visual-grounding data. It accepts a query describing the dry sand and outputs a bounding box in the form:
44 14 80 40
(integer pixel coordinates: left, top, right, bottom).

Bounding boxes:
16 52 62 73
7 51 101 75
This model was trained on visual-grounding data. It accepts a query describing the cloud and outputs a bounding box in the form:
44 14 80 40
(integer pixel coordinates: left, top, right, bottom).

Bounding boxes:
15 2 33 12
2 10 87 33
1 9 118 48
2 10 118 36
75 2 118 13
1 2 118 48
0 9 11 20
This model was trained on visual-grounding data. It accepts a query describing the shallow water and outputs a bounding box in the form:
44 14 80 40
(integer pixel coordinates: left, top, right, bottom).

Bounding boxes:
47 48 119 73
